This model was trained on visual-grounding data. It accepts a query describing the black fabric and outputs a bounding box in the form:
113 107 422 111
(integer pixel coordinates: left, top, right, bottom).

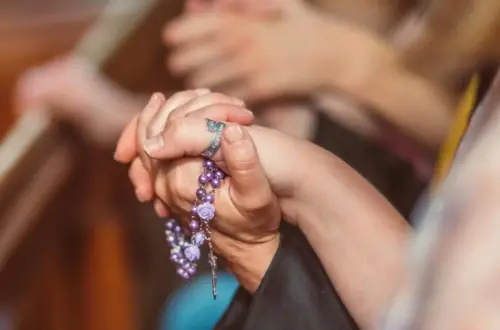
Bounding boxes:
313 112 425 219
215 224 359 330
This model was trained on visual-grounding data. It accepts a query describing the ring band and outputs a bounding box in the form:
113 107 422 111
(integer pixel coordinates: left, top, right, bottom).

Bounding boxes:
201 119 226 158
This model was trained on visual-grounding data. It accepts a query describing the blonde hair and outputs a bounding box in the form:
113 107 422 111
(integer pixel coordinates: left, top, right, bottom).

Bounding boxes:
398 0 500 84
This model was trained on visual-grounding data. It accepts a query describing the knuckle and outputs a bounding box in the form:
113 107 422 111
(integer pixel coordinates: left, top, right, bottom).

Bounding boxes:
154 173 168 201
166 117 183 135
146 124 157 138
170 90 198 106
232 152 259 171
206 92 233 104
171 161 198 202
240 189 273 212
167 106 183 121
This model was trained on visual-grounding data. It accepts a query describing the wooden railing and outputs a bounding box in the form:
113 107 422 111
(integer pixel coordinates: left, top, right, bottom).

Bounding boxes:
0 1 184 329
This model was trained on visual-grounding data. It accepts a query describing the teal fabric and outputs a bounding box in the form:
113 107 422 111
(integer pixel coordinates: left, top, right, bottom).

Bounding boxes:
160 272 239 330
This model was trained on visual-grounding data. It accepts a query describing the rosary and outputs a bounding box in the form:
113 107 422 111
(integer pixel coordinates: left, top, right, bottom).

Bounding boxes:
163 119 226 300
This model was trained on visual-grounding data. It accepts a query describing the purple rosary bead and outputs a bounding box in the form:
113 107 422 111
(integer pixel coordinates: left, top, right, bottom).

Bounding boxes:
210 178 221 188
166 219 176 229
190 206 198 215
166 158 225 284
199 174 208 184
203 194 214 204
170 253 180 263
196 188 206 199
215 170 225 179
177 268 190 279
204 159 215 169
189 220 200 231
166 235 176 245
187 266 196 275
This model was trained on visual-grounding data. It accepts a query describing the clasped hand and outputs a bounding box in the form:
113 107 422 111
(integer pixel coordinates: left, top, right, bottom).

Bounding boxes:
114 90 308 292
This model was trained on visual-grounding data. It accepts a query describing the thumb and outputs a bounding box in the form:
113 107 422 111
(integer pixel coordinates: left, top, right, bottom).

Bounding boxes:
221 124 274 212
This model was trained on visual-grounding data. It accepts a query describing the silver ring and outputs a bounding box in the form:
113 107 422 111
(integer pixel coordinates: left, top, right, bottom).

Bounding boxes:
201 119 226 158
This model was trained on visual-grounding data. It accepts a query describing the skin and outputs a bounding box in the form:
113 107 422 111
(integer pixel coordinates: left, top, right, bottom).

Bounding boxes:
115 92 409 329
15 56 143 146
13 0 287 147
164 0 454 150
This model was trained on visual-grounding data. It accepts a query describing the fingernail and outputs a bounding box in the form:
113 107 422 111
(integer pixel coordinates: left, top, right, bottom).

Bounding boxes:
223 125 244 144
135 189 147 203
195 88 210 95
243 109 254 116
144 135 164 154
149 92 162 106
231 98 245 106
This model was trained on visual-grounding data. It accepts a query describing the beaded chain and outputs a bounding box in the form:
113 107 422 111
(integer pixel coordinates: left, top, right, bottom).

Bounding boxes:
164 158 224 299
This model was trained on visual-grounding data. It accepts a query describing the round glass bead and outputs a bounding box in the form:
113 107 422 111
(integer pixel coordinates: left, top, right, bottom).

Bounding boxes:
196 188 206 199
189 220 200 231
210 178 221 188
170 253 179 263
198 174 208 184
166 219 176 229
177 268 189 279
203 194 214 204
204 159 215 169
190 206 198 215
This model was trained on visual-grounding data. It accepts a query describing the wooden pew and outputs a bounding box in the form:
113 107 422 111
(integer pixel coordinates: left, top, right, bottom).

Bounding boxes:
0 1 184 329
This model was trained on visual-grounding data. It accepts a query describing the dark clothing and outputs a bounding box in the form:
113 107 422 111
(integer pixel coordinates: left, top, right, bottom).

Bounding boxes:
216 111 422 330
314 113 425 218
216 224 359 330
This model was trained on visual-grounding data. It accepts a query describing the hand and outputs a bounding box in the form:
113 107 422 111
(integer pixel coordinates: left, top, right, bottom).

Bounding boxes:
115 94 311 220
116 91 409 328
116 92 288 292
15 55 141 146
154 126 282 293
185 0 286 16
164 1 334 101
117 90 253 206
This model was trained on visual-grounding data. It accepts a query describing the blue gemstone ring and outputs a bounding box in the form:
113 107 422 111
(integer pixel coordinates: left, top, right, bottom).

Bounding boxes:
201 119 226 158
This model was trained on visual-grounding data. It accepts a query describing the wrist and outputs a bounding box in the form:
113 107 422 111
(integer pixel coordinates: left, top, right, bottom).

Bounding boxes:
318 21 396 99
221 234 280 293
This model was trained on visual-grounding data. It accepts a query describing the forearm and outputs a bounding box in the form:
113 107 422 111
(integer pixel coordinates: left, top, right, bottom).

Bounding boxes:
236 125 410 324
314 0 412 34
313 91 382 139
317 22 454 150
283 141 410 329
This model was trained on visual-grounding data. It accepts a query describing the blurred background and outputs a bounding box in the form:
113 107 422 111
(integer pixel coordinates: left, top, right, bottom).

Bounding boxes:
0 0 427 329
